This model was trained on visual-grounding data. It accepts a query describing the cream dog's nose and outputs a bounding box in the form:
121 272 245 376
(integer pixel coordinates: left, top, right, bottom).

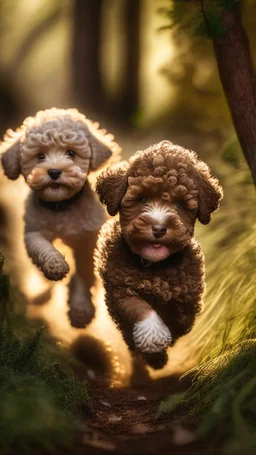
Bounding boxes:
152 225 167 237
48 169 62 180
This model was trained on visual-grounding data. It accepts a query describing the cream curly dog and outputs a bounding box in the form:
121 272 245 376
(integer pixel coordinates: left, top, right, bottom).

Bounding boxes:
0 108 120 328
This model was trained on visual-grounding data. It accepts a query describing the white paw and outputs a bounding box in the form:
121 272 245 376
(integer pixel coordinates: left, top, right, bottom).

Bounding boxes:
133 312 172 354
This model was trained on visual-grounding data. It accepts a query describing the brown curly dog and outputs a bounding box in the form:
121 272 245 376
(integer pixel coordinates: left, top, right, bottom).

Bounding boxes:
95 141 223 369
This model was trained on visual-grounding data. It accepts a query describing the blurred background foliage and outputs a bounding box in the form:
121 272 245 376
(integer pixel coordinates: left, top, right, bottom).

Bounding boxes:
1 0 256 135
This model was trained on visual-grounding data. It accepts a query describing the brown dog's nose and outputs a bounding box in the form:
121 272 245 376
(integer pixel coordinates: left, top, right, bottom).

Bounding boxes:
152 225 167 236
48 169 62 180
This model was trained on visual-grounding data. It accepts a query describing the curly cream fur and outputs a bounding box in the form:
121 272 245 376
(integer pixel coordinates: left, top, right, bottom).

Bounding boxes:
1 108 120 160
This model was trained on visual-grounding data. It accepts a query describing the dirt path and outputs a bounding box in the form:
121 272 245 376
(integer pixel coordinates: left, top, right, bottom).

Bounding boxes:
79 373 207 455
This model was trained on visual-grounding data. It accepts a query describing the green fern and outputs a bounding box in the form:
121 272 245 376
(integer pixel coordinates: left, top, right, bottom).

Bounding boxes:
160 0 241 38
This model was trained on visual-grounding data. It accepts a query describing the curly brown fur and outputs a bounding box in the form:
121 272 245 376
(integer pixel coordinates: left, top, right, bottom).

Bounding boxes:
95 140 223 368
0 108 121 328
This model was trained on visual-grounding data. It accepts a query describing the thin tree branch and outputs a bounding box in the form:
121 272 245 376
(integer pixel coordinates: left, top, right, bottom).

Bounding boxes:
199 0 211 35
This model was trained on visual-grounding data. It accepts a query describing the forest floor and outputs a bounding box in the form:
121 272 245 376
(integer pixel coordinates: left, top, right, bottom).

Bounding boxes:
75 367 209 455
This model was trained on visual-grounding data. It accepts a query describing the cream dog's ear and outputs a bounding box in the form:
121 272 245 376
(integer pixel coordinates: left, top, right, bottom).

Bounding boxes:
1 135 22 180
96 162 129 216
89 133 113 171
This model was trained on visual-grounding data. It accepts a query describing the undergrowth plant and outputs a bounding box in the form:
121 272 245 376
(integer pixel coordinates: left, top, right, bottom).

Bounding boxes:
0 253 91 454
158 172 256 454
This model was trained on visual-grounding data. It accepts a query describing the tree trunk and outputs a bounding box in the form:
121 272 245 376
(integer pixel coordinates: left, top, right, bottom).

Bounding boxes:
211 9 256 184
0 252 4 275
72 0 105 119
118 0 141 124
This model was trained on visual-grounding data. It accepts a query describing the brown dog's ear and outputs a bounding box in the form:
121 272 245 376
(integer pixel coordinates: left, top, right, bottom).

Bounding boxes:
195 162 223 224
96 162 129 216
1 134 22 180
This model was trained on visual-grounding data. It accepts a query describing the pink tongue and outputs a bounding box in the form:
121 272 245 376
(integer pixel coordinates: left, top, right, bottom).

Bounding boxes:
141 244 169 261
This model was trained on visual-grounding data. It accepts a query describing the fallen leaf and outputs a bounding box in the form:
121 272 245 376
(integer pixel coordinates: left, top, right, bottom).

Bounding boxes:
100 400 111 408
131 423 153 434
172 425 197 445
137 395 147 401
108 415 122 424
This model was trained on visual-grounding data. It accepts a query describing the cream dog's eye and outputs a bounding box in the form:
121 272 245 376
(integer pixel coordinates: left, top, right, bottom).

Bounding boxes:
139 196 147 204
67 150 75 158
38 153 46 161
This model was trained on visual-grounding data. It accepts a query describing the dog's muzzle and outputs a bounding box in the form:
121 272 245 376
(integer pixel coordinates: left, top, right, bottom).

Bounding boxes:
48 169 62 180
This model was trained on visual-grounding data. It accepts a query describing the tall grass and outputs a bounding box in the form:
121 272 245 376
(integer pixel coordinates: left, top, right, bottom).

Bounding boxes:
188 209 256 361
158 169 256 454
0 254 91 454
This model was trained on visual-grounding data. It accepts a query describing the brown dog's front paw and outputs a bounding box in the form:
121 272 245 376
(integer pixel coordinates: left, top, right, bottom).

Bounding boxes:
68 304 95 329
142 351 169 370
41 256 69 281
133 312 172 354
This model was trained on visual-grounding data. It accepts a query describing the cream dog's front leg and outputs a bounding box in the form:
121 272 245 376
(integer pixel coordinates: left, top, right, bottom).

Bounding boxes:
25 231 69 281
66 232 97 328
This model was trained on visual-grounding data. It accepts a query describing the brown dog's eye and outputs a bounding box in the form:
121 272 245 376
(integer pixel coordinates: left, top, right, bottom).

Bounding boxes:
139 196 147 204
67 150 75 158
38 153 46 161
176 202 182 209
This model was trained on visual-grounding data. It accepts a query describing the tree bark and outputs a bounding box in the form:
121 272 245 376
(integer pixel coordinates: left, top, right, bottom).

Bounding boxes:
118 0 141 124
211 9 256 184
72 0 105 119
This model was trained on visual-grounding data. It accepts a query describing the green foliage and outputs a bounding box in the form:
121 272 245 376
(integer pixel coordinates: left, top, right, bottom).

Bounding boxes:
221 141 242 167
220 140 254 184
196 5 226 37
219 0 240 12
158 176 256 454
160 0 241 38
0 373 80 453
0 254 90 454
159 342 256 454
196 216 256 360
159 4 204 36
